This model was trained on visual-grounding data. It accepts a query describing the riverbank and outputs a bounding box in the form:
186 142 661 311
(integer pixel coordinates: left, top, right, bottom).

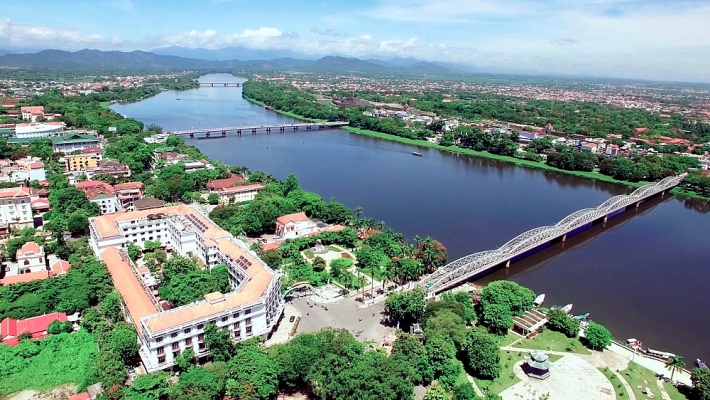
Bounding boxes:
243 95 328 123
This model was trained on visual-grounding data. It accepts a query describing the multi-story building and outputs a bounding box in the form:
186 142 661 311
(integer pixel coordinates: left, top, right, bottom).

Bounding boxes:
51 133 101 154
85 159 131 181
88 205 284 372
14 122 63 139
217 183 264 205
9 158 46 183
76 181 119 214
20 106 44 122
275 212 320 239
114 182 143 211
14 242 46 275
0 187 33 233
61 150 103 172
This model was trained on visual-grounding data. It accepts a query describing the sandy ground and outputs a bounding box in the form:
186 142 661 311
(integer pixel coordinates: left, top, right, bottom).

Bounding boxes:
3 385 77 400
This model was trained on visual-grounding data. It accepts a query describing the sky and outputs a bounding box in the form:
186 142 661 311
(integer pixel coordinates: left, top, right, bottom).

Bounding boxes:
1 0 710 82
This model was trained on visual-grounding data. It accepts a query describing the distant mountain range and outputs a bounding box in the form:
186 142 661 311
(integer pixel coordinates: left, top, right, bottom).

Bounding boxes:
0 49 14 56
0 49 470 76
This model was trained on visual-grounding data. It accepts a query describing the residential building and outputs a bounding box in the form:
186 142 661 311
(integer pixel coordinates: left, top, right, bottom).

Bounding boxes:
274 212 319 239
0 312 68 345
605 144 620 157
51 133 101 153
85 159 131 181
14 122 63 139
88 205 284 372
218 184 264 205
86 187 120 214
14 242 46 275
144 133 169 144
207 174 245 191
61 150 103 172
0 187 33 233
20 106 44 122
114 182 144 211
9 159 46 183
581 142 599 154
519 131 543 143
183 159 213 173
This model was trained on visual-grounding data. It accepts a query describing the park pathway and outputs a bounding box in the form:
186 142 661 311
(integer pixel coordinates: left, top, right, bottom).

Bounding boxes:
656 379 672 400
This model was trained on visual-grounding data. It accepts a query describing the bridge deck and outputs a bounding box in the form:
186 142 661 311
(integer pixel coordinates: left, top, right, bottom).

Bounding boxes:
418 175 685 295
170 122 348 136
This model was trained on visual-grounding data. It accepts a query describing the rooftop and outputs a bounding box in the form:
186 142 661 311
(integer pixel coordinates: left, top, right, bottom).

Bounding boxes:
0 186 30 199
50 133 100 145
276 212 310 225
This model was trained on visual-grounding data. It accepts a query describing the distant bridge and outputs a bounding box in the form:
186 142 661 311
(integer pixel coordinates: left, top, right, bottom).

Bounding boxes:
197 82 242 87
417 174 686 296
169 122 349 138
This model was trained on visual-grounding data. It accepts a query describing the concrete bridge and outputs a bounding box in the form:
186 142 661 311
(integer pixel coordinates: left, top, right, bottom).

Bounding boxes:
198 82 242 87
169 122 349 138
417 174 686 296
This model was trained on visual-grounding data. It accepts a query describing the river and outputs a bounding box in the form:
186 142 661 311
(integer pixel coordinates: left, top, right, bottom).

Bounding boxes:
113 73 710 364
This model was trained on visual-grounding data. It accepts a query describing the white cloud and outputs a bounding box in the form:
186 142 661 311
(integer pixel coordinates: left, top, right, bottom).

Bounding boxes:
0 18 116 49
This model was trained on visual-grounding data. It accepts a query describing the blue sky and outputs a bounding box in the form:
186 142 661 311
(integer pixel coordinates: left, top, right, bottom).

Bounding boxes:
1 0 710 82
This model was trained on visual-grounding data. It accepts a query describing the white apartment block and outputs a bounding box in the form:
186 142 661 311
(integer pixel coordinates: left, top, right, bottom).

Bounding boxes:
0 187 33 233
88 205 283 373
217 183 264 205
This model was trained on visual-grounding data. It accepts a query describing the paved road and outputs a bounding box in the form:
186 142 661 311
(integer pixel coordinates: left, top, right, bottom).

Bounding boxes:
290 297 394 342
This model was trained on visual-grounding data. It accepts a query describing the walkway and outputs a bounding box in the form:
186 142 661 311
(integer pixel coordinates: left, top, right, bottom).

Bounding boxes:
607 343 692 386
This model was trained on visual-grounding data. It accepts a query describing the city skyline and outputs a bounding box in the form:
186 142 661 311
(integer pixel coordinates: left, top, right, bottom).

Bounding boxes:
1 0 709 82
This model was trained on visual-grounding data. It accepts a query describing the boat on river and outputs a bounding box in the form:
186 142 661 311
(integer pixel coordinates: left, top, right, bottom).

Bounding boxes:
561 303 573 314
412 152 423 157
573 312 589 321
534 294 545 307
697 359 708 369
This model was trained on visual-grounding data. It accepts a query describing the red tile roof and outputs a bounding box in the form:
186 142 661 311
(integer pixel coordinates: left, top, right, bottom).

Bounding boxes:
0 312 67 342
207 174 245 190
0 187 30 199
18 242 41 256
114 182 143 190
68 393 91 400
276 212 310 226
0 270 52 285
51 260 71 275
221 183 264 193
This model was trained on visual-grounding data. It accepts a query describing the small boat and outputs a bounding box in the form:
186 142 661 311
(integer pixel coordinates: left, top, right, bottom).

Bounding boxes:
264 106 271 110
561 303 573 314
573 312 589 321
176 98 181 100
534 294 545 307
626 338 640 350
697 359 708 369
412 152 423 157
647 348 675 360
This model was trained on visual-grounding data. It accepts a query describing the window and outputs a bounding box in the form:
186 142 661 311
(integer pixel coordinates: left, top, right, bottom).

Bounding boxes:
171 332 178 338
173 351 180 359
199 343 206 350
221 316 228 322
197 324 204 329
184 328 191 334
198 334 205 342
245 308 251 315
156 336 163 343
232 312 240 319
246 326 252 335
245 317 251 326
158 356 166 364
185 338 192 346
172 342 180 350
234 329 241 338
157 346 164 355
234 322 240 329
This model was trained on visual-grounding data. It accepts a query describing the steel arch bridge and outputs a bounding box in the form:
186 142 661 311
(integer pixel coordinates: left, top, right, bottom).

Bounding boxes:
419 174 685 294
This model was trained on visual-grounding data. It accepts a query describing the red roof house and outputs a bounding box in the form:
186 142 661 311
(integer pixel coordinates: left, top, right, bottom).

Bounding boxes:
0 312 67 345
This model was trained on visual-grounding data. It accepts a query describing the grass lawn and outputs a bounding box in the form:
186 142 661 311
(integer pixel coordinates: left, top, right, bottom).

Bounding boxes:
303 249 314 259
327 245 343 252
516 329 591 354
0 331 97 396
664 381 691 400
499 332 524 347
99 101 110 109
454 360 470 386
620 361 665 400
599 368 628 400
472 351 525 395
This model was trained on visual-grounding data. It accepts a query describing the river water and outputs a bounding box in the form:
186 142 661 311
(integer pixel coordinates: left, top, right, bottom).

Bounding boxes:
113 73 710 363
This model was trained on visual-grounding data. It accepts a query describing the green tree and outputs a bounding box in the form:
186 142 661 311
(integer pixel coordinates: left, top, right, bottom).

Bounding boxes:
47 319 73 334
174 348 196 373
425 333 457 377
665 355 685 382
207 193 219 205
171 365 226 400
414 238 448 273
125 372 171 400
461 328 501 380
453 384 481 400
481 303 513 334
204 323 235 362
100 292 125 324
385 288 427 329
546 308 580 338
127 242 142 262
226 340 279 400
144 240 161 252
111 327 140 364
584 322 612 350
479 281 535 317
66 212 90 235
391 258 425 283
424 383 452 400
692 367 710 400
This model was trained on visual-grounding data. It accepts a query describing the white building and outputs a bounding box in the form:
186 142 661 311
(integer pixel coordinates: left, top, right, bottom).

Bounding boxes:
86 187 120 214
10 159 46 183
274 212 319 239
217 184 264 205
0 187 33 233
13 242 46 275
20 106 44 122
15 122 63 139
88 205 283 373
51 133 101 154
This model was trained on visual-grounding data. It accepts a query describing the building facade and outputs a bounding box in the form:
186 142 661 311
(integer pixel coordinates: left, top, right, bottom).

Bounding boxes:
275 212 319 239
14 242 46 275
51 133 101 154
15 123 63 139
0 187 33 233
217 184 264 205
114 182 144 211
61 152 102 172
88 205 283 373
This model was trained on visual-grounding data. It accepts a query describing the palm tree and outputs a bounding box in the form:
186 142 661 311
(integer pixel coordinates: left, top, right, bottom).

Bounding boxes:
666 355 685 382
413 235 422 247
380 266 394 292
354 207 363 220
375 220 386 230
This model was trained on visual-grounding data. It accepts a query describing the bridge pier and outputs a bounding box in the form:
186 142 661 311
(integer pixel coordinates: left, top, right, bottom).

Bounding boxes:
224 84 228 87
252 128 257 134
211 83 214 87
293 126 298 131
221 131 226 137
279 126 285 132
237 129 241 136
266 128 271 134
561 233 567 242
189 133 194 138
206 132 211 138
306 125 312 130
319 125 325 129
505 260 511 268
